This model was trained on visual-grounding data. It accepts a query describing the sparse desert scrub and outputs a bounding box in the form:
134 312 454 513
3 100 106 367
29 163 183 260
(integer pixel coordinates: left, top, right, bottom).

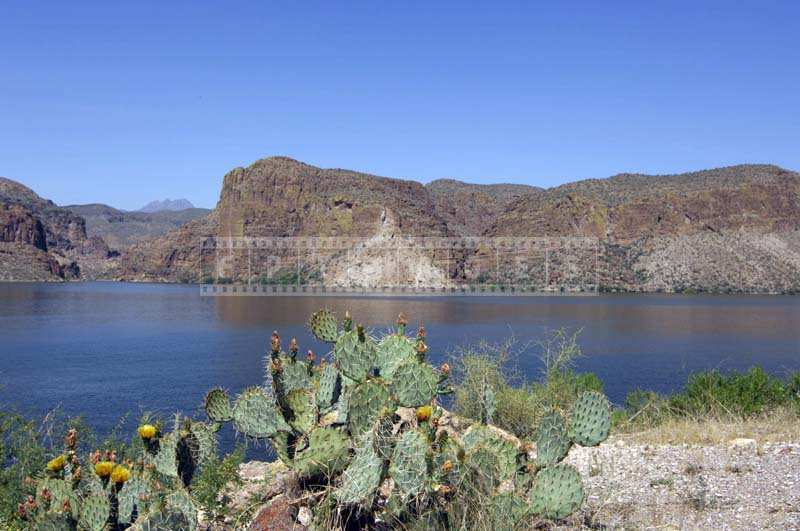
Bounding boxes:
450 329 603 440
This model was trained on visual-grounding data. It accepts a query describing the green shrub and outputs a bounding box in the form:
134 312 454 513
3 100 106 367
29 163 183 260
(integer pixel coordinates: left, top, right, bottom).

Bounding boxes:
451 329 602 439
669 367 788 418
0 412 45 528
192 446 245 526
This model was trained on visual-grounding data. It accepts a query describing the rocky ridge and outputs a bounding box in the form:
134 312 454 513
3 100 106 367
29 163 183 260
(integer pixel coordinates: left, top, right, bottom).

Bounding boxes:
116 158 800 293
2 159 799 292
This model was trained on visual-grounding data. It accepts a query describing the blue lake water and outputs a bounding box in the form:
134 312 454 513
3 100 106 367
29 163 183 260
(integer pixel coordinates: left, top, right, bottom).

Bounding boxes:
1 282 798 453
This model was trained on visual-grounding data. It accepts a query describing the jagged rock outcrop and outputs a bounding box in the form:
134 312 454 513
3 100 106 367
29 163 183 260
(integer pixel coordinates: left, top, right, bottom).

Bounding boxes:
0 203 48 250
0 177 89 279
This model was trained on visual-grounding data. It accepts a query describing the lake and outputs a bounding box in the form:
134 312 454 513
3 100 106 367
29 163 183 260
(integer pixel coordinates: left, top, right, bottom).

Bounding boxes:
1 282 798 453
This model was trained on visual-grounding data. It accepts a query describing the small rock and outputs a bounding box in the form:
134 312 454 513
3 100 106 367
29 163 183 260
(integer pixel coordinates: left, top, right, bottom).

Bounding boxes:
728 438 757 452
297 506 313 526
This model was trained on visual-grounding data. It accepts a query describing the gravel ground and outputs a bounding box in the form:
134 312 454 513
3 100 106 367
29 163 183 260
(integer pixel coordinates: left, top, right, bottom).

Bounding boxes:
564 439 800 530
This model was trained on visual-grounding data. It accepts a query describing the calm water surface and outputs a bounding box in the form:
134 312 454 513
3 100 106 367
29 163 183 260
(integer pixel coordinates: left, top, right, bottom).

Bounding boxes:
1 283 798 451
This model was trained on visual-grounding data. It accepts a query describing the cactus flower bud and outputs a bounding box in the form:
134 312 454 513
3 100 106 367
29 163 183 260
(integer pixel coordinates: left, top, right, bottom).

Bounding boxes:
270 331 280 353
290 337 298 354
64 428 77 449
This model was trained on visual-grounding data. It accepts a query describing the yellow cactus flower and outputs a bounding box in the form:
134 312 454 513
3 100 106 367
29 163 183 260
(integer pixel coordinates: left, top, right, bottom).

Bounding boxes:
416 405 433 423
110 465 130 484
137 424 157 439
46 455 66 472
94 461 114 478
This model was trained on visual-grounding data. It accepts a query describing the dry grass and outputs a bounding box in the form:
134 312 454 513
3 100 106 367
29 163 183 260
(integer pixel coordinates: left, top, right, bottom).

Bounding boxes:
616 407 800 445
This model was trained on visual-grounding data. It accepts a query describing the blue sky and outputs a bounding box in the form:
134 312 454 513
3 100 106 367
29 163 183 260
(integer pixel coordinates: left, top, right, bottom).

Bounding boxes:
1 1 798 210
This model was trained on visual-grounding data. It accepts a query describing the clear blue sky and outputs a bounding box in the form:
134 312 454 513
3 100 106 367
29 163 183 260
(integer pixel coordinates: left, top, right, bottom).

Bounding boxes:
1 1 798 210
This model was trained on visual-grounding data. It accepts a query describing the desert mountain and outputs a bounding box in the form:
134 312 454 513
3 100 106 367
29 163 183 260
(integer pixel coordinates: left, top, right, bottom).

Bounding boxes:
115 158 800 293
139 198 195 212
0 177 104 280
65 203 211 249
3 159 799 292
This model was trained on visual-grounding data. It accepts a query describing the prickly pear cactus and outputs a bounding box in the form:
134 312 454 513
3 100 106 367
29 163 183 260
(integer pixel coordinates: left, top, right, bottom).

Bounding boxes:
309 309 339 343
536 411 571 466
568 390 611 447
203 387 233 422
199 310 611 528
528 463 585 519
25 412 218 531
389 429 429 498
78 493 110 531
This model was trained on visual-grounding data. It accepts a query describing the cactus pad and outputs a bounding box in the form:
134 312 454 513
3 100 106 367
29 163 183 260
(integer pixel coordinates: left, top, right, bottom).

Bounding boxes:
315 363 341 411
309 309 339 343
37 478 79 520
232 387 288 438
286 389 317 434
189 421 218 463
461 425 518 481
166 489 198 530
335 442 384 504
273 354 312 396
389 429 429 498
536 411 571 466
154 432 179 478
390 361 438 407
528 463 585 520
568 391 611 447
372 411 397 461
204 387 233 422
348 380 393 439
37 512 76 530
270 430 293 465
118 476 146 525
375 333 415 379
334 329 376 381
78 493 110 531
292 428 351 477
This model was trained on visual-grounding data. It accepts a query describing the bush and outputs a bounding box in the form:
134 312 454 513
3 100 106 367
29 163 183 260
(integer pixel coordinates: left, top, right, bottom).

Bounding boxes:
192 446 245 526
0 412 44 528
618 368 800 430
669 367 788 418
451 329 602 439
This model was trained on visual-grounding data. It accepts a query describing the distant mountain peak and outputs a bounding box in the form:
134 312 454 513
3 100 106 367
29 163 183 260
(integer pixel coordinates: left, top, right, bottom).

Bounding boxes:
138 198 195 213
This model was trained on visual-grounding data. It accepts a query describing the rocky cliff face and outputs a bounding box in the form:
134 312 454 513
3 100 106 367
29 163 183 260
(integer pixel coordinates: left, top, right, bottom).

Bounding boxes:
426 179 541 235
118 157 452 283
0 177 89 253
488 165 800 292
4 161 800 293
0 177 104 280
